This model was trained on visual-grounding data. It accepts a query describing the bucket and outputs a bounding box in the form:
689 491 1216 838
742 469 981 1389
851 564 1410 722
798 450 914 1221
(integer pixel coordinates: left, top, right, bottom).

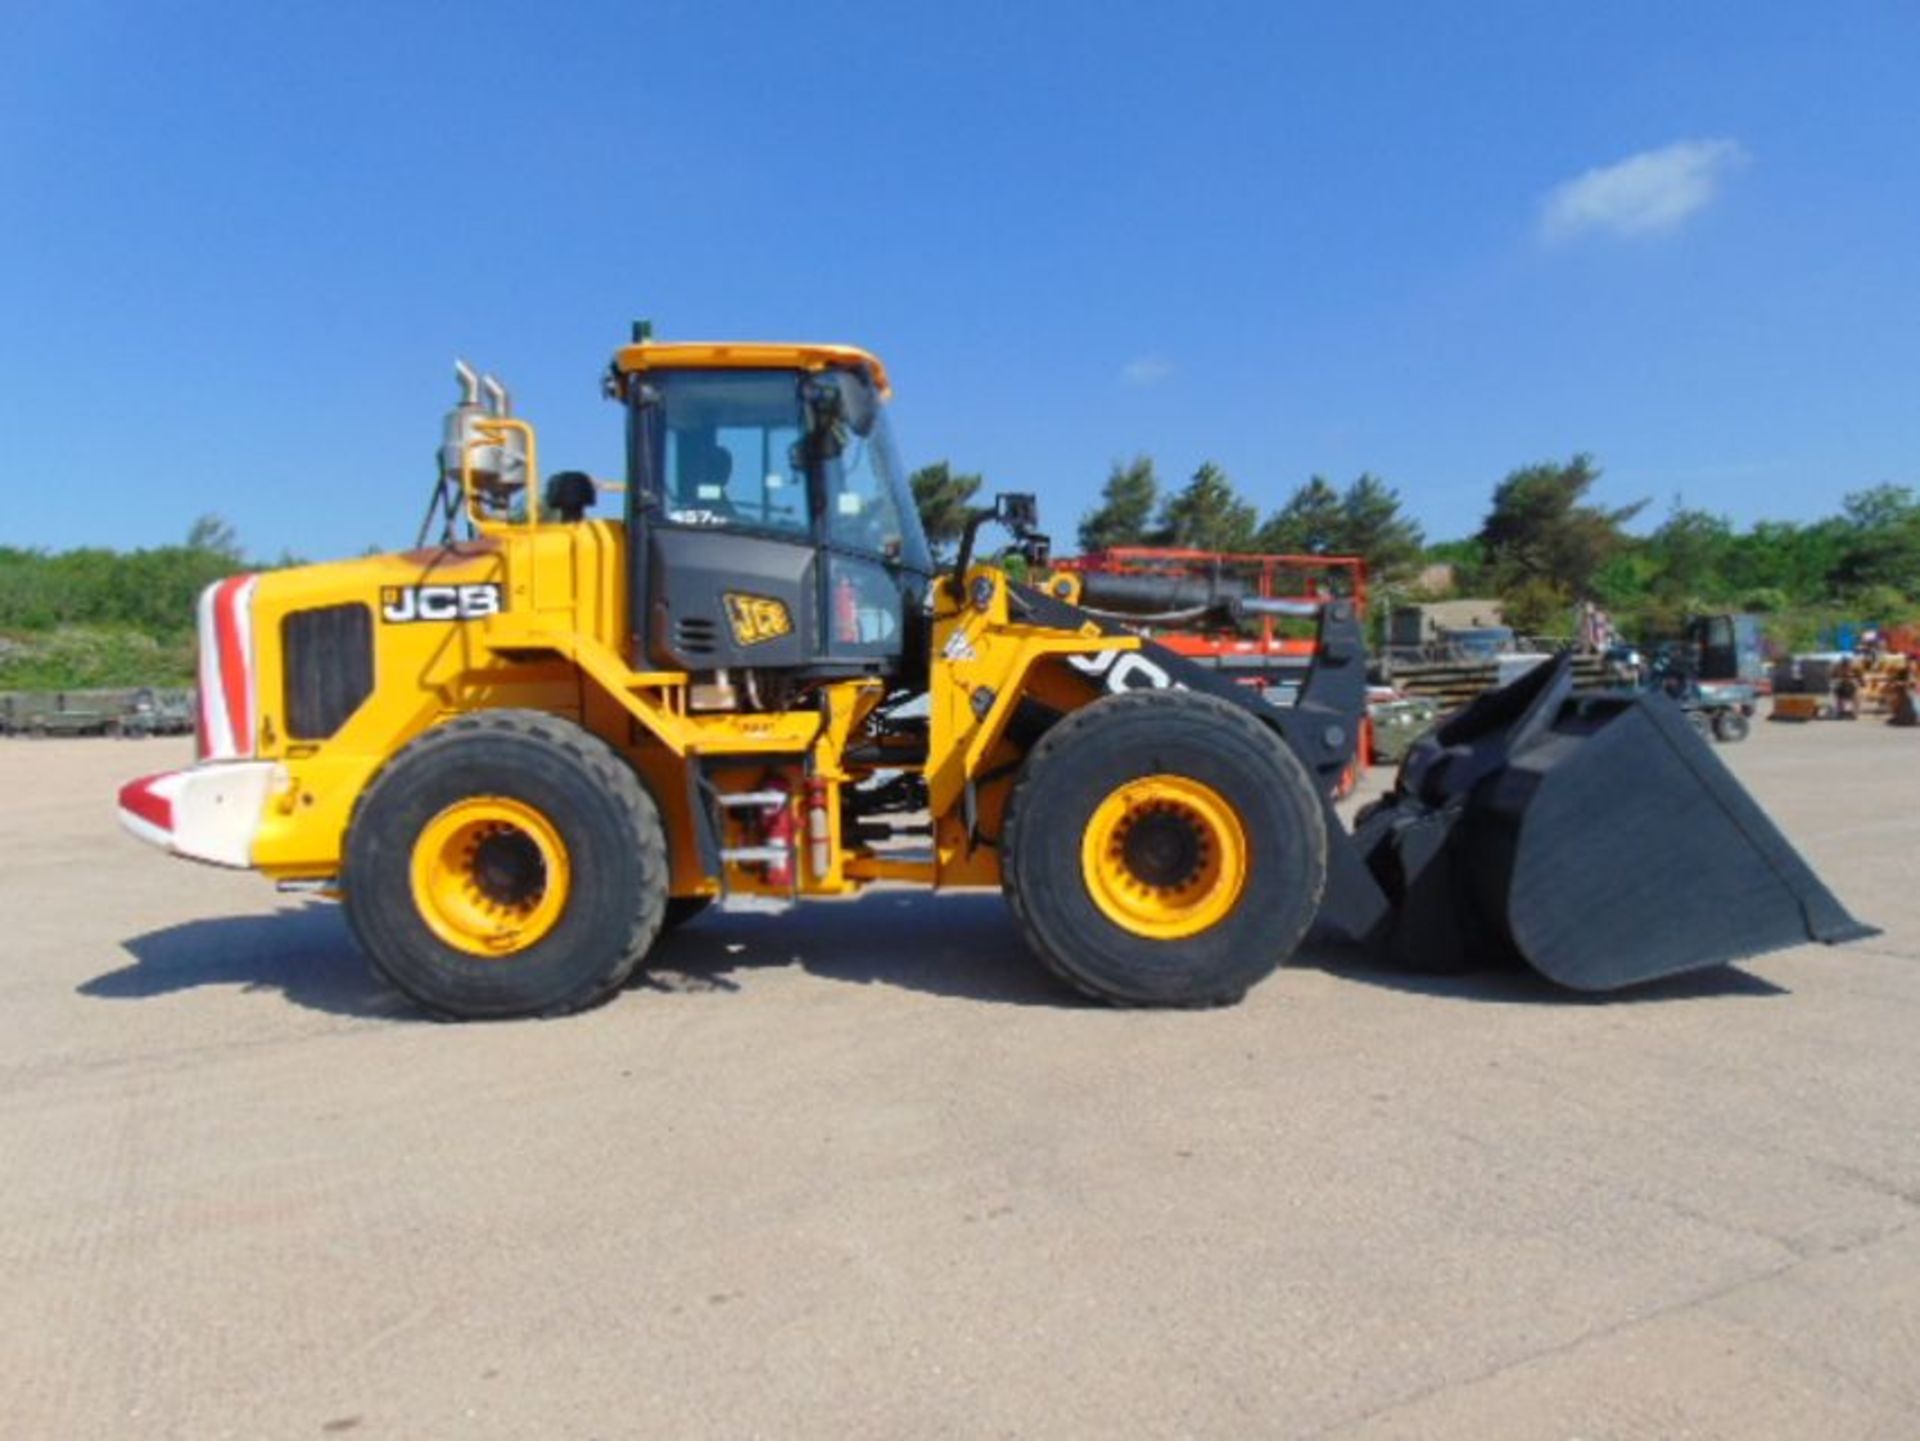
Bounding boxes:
1350 657 1873 989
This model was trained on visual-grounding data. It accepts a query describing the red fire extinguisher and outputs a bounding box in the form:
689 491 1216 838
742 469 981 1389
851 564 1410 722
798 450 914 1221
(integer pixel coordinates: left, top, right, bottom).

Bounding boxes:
833 571 860 644
804 777 831 882
762 778 795 888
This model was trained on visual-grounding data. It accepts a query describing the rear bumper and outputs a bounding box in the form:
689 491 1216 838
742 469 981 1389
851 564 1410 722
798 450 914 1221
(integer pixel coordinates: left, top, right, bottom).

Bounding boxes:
117 762 277 869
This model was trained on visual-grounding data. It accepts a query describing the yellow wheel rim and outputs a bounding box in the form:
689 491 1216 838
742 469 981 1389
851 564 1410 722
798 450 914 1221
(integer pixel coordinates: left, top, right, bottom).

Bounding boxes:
1080 774 1249 940
408 796 571 957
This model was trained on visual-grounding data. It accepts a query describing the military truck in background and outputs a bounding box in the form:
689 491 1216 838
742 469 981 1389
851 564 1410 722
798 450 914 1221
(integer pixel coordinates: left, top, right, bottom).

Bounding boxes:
1 688 197 738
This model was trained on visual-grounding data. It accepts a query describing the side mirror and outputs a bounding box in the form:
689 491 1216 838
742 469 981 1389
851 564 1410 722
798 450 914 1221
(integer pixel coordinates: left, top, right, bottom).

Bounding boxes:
798 374 852 458
947 493 1044 599
996 492 1039 535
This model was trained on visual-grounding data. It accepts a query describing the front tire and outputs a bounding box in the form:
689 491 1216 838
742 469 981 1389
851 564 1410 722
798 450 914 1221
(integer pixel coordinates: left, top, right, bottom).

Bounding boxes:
1712 708 1751 743
1001 690 1328 1007
343 710 667 1019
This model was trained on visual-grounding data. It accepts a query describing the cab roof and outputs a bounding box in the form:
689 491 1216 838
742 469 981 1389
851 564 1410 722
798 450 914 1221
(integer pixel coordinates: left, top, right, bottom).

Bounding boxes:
611 341 891 398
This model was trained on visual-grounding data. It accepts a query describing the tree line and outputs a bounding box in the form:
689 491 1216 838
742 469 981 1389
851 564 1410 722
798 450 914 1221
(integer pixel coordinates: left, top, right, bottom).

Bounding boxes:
912 457 1426 572
1437 458 1920 645
0 517 270 688
0 517 250 638
3 461 1915 691
912 455 1920 647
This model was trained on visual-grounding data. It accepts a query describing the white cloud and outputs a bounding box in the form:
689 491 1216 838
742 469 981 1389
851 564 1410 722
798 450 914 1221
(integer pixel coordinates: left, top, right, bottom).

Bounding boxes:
1120 356 1172 386
1540 139 1748 242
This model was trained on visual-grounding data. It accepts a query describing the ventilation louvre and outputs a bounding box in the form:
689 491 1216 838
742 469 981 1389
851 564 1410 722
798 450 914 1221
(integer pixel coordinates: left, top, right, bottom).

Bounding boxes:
282 604 373 740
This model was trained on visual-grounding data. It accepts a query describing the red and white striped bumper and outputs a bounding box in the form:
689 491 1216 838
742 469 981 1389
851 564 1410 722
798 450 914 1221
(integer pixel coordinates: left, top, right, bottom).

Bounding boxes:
120 573 272 868
117 763 278 868
197 574 260 760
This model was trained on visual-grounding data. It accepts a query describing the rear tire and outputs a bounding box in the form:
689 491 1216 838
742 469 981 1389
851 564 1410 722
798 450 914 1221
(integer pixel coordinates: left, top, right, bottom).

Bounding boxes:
1712 709 1751 743
343 710 667 1019
1001 690 1327 1007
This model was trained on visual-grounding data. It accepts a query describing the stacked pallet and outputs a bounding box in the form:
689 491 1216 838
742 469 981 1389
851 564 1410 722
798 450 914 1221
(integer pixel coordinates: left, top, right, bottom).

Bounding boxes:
1383 655 1610 710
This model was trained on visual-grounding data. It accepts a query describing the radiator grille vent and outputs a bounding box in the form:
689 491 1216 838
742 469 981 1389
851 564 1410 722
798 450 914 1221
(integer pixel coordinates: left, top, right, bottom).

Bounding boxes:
282 604 373 740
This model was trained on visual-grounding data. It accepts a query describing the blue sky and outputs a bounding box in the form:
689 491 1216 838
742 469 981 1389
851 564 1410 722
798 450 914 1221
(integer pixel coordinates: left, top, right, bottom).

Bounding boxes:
4 1 1916 560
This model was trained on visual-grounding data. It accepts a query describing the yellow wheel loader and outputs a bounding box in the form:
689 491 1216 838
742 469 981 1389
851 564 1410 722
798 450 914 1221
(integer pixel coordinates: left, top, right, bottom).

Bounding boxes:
118 330 1871 1018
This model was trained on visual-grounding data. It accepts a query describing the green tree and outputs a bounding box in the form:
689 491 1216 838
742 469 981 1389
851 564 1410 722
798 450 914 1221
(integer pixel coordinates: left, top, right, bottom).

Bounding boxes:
1336 473 1425 579
1078 455 1159 552
1830 484 1920 595
1418 537 1485 594
908 461 983 560
1645 505 1735 604
1722 520 1843 604
185 514 243 564
1478 454 1645 599
1255 476 1344 554
1849 583 1917 627
1258 473 1423 578
1502 576 1574 637
1153 461 1258 551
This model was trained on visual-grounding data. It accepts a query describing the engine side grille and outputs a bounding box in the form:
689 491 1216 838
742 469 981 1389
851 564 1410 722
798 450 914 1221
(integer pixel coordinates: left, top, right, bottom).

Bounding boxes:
282 604 373 740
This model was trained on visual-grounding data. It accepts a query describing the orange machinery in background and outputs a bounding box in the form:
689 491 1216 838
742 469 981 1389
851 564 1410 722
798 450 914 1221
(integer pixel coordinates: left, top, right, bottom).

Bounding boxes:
1058 547 1374 794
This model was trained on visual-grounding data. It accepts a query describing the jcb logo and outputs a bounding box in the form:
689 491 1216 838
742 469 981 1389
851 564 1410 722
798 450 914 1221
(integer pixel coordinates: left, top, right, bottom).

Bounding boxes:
1067 648 1184 695
723 592 793 646
380 583 504 624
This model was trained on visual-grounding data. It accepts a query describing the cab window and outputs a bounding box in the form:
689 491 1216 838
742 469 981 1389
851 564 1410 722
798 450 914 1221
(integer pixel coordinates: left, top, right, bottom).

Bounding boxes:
656 371 809 538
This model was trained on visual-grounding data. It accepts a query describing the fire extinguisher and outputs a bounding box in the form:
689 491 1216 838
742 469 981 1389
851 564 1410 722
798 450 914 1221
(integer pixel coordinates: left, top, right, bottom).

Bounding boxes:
833 571 860 644
804 777 831 882
762 778 795 888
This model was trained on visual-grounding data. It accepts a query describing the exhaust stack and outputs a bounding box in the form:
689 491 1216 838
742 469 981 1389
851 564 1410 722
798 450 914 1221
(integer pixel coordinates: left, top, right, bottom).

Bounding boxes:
439 359 526 498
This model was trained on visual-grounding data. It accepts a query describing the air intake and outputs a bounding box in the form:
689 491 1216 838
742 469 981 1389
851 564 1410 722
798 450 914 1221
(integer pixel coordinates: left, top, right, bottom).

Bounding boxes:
282 604 373 740
674 616 719 657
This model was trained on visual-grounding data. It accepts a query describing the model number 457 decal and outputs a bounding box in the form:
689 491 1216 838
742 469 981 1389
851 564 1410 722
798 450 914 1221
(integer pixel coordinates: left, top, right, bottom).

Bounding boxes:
380 583 504 624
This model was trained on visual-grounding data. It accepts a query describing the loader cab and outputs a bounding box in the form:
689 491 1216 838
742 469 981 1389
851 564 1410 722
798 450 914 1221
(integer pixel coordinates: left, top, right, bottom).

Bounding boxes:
615 343 934 687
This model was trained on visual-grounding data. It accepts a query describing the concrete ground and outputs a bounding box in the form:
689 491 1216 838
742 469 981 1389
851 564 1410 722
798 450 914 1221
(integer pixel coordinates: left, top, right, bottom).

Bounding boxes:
2 718 1916 1439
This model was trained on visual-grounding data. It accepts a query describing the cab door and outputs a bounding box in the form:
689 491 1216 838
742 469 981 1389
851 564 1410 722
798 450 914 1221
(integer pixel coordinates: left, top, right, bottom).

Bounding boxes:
627 365 931 680
815 413 927 670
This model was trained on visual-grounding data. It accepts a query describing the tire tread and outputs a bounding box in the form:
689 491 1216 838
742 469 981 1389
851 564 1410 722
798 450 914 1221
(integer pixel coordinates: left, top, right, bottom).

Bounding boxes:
344 709 667 1018
1001 689 1326 1007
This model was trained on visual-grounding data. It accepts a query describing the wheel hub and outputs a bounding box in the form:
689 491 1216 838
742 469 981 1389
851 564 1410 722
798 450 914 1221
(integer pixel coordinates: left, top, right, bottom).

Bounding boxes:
409 796 572 957
1120 808 1206 890
1080 774 1250 940
470 828 546 909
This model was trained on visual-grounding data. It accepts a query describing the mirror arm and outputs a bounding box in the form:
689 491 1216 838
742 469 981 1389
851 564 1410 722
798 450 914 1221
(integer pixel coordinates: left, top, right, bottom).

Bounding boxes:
947 493 1041 600
948 509 994 600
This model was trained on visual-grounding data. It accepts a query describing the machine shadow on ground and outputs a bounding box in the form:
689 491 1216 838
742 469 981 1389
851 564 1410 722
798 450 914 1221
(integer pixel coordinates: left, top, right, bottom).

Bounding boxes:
90 904 416 1020
636 890 1078 1007
95 890 1787 1021
90 893 1078 1020
1304 939 1789 1005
